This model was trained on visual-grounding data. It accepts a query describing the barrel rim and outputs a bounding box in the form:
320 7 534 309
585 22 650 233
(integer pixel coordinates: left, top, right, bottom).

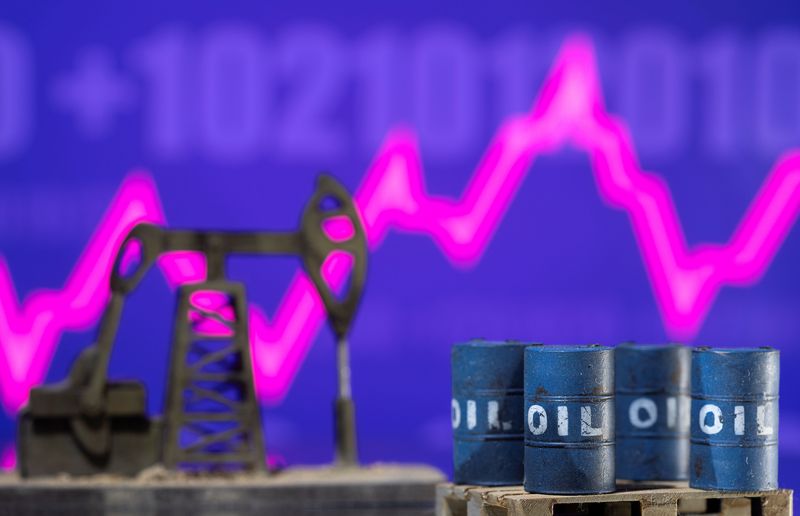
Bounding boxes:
525 344 610 353
454 339 541 349
692 346 778 354
616 342 686 350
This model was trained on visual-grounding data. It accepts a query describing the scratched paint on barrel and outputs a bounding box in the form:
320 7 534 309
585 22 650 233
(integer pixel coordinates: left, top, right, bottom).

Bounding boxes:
615 343 690 481
451 340 532 485
690 347 779 491
524 345 615 494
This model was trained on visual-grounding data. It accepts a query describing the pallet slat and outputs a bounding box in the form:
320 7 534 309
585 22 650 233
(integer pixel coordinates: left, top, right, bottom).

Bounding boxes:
436 482 793 516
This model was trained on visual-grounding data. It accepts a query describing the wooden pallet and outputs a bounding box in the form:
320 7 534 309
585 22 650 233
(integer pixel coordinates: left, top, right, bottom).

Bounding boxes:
436 482 792 516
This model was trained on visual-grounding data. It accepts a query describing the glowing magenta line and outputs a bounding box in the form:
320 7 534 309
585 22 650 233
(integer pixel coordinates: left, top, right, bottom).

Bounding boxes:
0 446 14 470
1 35 800 415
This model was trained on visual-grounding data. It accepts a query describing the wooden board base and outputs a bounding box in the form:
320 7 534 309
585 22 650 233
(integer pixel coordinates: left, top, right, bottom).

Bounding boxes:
0 463 444 515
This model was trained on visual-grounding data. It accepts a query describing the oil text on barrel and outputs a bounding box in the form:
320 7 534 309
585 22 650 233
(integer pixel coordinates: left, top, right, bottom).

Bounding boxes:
451 340 532 485
690 347 779 491
615 343 690 481
524 345 615 494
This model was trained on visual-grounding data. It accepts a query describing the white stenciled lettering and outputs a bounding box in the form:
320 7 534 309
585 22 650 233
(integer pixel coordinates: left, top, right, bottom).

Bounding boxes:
629 397 657 429
487 400 500 430
666 396 677 429
467 400 477 430
757 404 774 436
581 405 603 436
528 404 547 435
557 406 569 436
681 397 691 431
451 399 461 429
699 404 723 435
734 405 745 435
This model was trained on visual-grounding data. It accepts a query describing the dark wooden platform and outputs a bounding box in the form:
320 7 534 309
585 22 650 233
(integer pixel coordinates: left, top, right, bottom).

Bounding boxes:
436 482 792 516
0 464 444 515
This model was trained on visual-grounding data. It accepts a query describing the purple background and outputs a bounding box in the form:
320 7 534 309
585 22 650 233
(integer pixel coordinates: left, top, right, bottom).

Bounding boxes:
2 0 800 487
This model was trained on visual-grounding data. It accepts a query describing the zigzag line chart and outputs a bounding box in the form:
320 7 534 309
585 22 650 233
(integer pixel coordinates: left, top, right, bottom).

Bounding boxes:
1 35 800 416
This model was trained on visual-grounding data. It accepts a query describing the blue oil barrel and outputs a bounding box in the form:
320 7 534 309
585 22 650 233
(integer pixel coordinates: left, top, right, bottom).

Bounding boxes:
524 345 615 494
690 347 779 491
615 343 690 481
451 340 532 485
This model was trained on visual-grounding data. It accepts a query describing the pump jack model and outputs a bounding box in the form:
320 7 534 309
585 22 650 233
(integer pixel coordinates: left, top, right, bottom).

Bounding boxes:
18 175 367 477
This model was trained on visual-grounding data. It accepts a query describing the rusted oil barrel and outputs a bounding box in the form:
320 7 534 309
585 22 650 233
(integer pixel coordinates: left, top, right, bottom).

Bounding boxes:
690 347 779 491
451 339 532 485
615 343 690 481
524 345 615 494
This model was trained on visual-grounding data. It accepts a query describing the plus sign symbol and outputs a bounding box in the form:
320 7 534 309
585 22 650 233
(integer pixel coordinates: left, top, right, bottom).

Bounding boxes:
52 47 135 139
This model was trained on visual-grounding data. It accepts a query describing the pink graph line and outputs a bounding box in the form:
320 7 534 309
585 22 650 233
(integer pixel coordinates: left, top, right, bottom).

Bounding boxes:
0 446 14 470
1 35 800 415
